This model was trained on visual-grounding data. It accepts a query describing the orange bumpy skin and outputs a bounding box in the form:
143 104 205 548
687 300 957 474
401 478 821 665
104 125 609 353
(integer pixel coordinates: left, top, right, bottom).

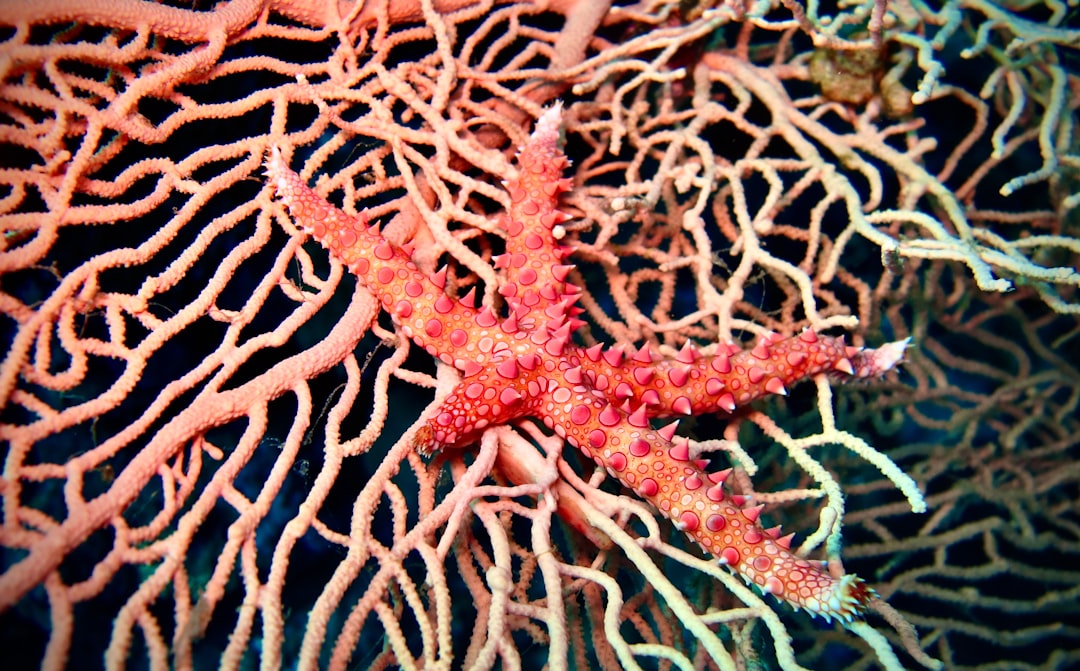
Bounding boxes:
266 105 909 621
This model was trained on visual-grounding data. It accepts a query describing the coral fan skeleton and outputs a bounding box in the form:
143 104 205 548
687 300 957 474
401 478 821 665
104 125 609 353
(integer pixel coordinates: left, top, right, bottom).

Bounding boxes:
267 104 910 621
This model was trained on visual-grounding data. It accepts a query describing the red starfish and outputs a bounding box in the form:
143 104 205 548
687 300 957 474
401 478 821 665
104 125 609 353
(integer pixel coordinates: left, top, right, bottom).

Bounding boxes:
266 105 909 622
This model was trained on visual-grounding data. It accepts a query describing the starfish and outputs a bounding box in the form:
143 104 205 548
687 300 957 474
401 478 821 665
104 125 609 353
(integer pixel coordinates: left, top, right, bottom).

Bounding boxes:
266 104 910 622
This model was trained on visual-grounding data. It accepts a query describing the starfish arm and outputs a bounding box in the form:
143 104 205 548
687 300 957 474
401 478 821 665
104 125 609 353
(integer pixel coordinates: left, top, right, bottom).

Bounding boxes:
537 367 874 621
266 146 521 374
847 337 911 378
496 104 579 317
415 359 532 453
575 331 910 419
